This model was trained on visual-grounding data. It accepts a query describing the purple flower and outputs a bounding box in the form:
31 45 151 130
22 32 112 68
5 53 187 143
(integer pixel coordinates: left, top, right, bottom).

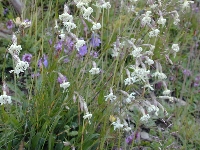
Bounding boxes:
90 51 99 58
31 72 40 78
183 69 191 77
49 39 52 45
90 33 101 48
63 58 70 63
57 73 67 84
125 134 134 145
64 37 74 53
22 53 32 64
194 82 199 87
3 8 9 15
38 55 48 68
6 20 14 29
78 45 88 56
55 41 63 51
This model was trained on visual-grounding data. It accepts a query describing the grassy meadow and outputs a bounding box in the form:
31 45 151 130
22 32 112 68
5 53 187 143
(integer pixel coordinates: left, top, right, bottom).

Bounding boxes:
0 0 200 149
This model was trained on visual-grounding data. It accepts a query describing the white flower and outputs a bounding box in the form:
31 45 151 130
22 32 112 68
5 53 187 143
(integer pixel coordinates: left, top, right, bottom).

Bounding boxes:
9 60 29 76
111 48 119 57
144 56 154 65
172 44 179 52
104 92 117 102
89 68 100 75
91 22 101 30
147 105 159 116
8 44 22 56
140 114 150 122
157 16 166 26
130 47 143 58
143 83 154 91
60 82 70 92
163 89 171 96
149 29 160 37
124 76 138 85
63 22 77 32
182 0 194 10
111 118 124 130
83 7 93 20
141 11 151 26
130 67 150 82
150 4 158 9
125 92 136 103
75 39 85 51
83 112 92 124
59 13 73 22
101 2 111 9
152 71 167 80
0 94 11 105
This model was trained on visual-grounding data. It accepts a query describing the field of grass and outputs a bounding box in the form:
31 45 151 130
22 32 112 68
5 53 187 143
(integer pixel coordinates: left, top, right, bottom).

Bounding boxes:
0 0 200 149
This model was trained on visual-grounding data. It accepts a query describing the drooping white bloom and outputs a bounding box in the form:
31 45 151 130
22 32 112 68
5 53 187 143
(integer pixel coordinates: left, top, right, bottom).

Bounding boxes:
152 71 167 80
111 118 124 130
8 44 22 56
83 112 92 124
130 66 150 82
147 105 159 116
140 114 150 122
63 22 77 32
89 68 100 75
9 60 29 76
60 82 70 92
130 47 143 58
91 22 101 30
157 16 166 26
163 89 171 96
0 94 11 105
172 44 179 52
104 92 117 102
125 92 136 103
143 83 154 91
149 29 160 37
59 13 73 22
144 56 154 65
141 11 152 26
150 4 158 9
181 0 194 10
75 39 85 51
82 7 93 20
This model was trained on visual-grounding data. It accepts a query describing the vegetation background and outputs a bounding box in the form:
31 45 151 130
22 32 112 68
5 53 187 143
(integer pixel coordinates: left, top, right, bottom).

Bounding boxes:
0 0 200 149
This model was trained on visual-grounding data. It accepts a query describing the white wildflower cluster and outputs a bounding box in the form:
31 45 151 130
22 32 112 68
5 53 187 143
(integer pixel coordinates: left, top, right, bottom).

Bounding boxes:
125 92 136 103
8 34 30 77
144 56 154 65
75 39 86 51
149 29 160 37
171 44 179 58
181 0 194 11
157 16 166 26
111 117 131 132
74 92 92 124
111 38 125 57
104 88 117 102
60 82 70 93
59 4 76 32
130 46 143 58
147 105 159 116
89 61 101 75
141 11 152 26
0 82 11 105
140 114 150 122
74 0 105 31
94 0 111 9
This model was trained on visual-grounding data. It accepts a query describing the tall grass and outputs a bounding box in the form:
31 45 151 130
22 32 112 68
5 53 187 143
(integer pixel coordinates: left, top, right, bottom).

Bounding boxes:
0 0 200 149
